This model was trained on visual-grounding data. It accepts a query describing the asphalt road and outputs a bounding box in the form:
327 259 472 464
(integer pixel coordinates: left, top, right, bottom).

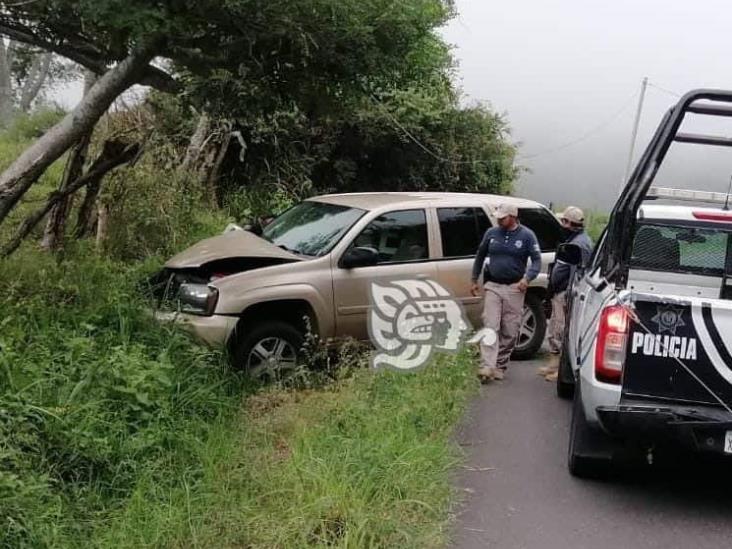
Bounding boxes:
451 356 732 549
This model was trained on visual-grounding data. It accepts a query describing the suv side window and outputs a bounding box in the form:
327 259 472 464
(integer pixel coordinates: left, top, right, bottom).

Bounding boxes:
437 207 491 258
349 209 429 264
519 207 562 252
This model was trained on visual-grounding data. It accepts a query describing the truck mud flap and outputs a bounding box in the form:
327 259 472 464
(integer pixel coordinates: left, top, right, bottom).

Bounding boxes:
621 296 732 408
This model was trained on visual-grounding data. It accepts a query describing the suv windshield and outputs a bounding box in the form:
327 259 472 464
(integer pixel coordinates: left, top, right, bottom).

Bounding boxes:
262 201 365 256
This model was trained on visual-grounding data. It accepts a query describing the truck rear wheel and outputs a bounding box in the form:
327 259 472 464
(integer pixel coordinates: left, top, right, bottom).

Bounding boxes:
568 384 614 478
556 330 575 399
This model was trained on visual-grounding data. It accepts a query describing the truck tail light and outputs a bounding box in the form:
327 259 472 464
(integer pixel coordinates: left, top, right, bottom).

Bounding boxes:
595 305 630 384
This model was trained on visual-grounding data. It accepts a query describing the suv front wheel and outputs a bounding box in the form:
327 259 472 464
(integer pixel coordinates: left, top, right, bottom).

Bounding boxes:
231 321 304 381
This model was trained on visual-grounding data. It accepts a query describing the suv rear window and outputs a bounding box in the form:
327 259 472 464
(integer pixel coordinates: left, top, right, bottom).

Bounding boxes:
631 223 730 276
518 208 562 252
437 207 491 258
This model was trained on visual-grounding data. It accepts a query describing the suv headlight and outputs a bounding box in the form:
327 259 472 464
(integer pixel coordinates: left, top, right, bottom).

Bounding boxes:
178 283 219 316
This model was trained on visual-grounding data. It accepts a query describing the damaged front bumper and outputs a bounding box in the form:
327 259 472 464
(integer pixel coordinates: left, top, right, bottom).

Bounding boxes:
152 310 238 348
596 402 732 455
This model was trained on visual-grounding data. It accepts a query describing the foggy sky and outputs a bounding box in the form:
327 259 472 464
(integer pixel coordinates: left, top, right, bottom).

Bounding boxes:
441 0 732 210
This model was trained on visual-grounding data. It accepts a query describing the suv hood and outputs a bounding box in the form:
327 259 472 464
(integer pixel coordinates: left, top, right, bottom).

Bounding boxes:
165 230 303 269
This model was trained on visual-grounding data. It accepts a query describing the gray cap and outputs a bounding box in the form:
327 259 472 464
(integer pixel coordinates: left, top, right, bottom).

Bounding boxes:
494 203 519 219
561 206 585 225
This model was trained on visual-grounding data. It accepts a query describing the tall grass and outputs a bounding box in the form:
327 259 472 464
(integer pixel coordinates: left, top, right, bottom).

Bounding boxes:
98 351 478 548
0 250 246 547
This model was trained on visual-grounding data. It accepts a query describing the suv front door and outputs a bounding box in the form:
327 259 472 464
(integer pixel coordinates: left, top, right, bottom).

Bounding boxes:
332 208 438 340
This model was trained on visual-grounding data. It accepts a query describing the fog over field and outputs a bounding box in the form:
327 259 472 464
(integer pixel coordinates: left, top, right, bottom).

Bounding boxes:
442 0 732 210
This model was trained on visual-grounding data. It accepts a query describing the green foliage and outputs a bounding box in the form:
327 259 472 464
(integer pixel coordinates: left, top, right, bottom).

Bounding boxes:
2 108 65 141
0 250 245 547
101 151 231 261
585 211 609 242
95 350 478 548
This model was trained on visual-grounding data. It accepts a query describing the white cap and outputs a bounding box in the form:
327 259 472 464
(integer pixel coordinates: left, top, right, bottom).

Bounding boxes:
494 203 519 219
561 206 585 225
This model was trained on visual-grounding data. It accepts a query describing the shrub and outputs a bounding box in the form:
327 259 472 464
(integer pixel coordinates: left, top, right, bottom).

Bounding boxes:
0 250 244 547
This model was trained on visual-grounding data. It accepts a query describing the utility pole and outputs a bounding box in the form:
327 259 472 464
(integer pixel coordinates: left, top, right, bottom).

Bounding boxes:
621 76 648 194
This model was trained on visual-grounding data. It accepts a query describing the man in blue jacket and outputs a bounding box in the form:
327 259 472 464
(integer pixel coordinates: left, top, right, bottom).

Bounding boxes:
471 203 542 382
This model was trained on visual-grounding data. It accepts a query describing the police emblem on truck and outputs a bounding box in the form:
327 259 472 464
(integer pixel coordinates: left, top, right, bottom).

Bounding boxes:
630 305 698 360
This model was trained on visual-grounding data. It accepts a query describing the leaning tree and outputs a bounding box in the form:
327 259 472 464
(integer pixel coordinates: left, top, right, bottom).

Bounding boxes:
0 0 456 230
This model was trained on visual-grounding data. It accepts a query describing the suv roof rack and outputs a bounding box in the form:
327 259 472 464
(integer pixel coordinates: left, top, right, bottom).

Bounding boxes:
645 186 731 206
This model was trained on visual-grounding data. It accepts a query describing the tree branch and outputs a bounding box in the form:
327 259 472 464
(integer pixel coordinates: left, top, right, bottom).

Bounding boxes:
0 22 179 93
1 141 140 257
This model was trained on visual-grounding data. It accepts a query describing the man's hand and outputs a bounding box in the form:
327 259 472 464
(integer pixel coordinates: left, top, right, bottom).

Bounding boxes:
470 282 481 296
517 277 529 292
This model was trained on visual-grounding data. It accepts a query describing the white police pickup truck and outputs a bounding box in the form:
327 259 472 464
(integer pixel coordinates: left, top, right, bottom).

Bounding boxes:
557 89 732 478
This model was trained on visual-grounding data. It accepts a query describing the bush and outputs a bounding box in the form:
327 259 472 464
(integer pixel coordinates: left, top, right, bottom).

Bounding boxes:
0 249 244 547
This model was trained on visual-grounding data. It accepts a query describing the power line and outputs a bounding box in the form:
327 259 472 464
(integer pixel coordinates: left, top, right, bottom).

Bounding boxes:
371 83 673 166
369 94 506 166
647 81 682 99
517 91 638 161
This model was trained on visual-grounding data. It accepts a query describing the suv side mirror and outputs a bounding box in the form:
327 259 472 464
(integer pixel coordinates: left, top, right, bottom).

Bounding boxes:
341 246 378 269
556 243 582 266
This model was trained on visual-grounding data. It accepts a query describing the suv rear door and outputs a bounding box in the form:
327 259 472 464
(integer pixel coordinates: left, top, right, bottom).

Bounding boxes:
432 205 492 327
517 207 562 285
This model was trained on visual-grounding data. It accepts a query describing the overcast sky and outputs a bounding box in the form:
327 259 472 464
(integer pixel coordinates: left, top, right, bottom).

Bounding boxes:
440 0 732 210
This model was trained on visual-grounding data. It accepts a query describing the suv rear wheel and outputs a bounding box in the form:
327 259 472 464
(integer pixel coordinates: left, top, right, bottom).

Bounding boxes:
512 293 546 360
231 321 304 382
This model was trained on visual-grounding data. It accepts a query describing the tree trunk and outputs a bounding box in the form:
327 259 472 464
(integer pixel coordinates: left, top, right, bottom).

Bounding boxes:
0 39 14 126
95 201 109 249
1 140 139 257
181 111 210 171
74 178 101 238
0 47 155 228
205 123 233 207
41 70 97 251
40 133 92 250
19 52 52 113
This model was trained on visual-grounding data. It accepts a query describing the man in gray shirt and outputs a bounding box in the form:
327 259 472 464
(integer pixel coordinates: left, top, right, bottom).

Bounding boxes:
541 206 593 382
471 203 542 382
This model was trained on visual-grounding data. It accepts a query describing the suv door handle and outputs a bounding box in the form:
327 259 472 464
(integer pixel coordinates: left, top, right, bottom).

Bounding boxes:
416 273 429 280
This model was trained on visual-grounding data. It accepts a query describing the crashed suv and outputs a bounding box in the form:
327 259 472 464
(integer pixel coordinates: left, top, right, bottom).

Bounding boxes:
558 89 732 477
150 192 561 377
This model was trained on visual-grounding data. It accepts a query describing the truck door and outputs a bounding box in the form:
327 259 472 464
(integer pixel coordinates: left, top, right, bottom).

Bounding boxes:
568 231 614 370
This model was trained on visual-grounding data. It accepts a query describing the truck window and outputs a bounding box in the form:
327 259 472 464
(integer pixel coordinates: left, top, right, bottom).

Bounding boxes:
437 207 491 258
631 223 729 276
518 208 562 252
349 209 429 264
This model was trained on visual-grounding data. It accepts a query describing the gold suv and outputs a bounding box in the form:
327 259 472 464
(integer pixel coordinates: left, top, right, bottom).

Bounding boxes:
151 192 561 376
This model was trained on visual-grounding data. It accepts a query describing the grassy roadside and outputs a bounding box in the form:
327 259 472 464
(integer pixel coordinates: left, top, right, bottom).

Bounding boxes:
99 351 479 548
1 246 479 547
